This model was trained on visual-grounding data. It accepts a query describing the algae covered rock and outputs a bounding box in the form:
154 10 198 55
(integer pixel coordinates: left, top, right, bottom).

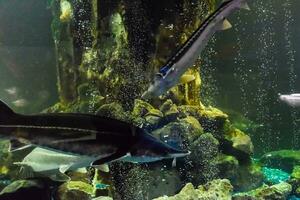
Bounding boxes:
56 181 94 200
177 105 228 133
291 166 300 180
132 99 163 128
160 99 180 122
215 155 263 192
180 116 203 131
233 182 292 200
260 150 300 172
132 99 157 118
288 165 300 197
215 154 239 182
183 133 220 185
233 163 263 192
153 179 233 200
96 102 127 121
225 128 254 155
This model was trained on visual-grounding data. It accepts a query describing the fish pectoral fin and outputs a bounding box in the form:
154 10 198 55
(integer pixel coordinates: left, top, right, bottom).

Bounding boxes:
239 2 250 10
16 164 35 180
218 19 232 31
172 158 177 168
91 151 128 166
95 164 109 173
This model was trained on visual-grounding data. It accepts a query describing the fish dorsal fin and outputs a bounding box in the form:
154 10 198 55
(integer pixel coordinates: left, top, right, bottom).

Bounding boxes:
239 2 250 10
218 19 232 31
59 164 71 173
0 100 16 117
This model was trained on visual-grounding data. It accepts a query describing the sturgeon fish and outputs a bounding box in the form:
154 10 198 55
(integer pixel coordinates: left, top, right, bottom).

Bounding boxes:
142 0 250 99
279 93 300 107
0 100 189 168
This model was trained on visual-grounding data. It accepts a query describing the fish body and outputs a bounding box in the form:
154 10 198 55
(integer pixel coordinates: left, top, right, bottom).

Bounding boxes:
14 147 100 182
0 100 189 167
279 94 300 107
142 0 250 99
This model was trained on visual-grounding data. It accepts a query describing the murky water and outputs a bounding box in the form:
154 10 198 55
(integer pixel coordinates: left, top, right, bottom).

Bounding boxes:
0 0 300 199
203 0 300 155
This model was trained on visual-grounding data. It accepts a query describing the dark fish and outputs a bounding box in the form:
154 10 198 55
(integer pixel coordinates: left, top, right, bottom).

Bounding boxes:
0 100 189 166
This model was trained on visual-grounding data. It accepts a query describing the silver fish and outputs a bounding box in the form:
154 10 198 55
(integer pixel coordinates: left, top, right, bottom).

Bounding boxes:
142 0 250 99
279 93 300 107
14 147 109 182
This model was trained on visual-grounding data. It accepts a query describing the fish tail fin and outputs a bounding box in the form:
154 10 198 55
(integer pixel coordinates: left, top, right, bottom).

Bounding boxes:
0 100 17 120
15 164 35 180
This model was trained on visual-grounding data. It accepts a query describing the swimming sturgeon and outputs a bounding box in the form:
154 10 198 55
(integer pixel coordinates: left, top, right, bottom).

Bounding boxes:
0 100 189 168
142 0 250 99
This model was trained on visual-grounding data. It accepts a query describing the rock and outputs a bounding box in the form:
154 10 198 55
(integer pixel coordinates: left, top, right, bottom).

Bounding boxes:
234 163 263 192
215 154 263 192
177 105 228 133
179 116 203 131
56 181 94 200
153 179 233 200
146 168 182 199
132 99 156 118
96 102 126 121
131 99 162 127
260 150 300 172
215 154 239 182
183 133 220 185
160 99 180 122
152 120 202 149
288 166 300 197
225 128 254 155
144 108 164 130
292 166 300 180
233 182 292 200
144 115 162 130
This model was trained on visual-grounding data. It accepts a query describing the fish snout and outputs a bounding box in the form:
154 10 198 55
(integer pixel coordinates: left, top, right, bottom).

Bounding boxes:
279 95 290 102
